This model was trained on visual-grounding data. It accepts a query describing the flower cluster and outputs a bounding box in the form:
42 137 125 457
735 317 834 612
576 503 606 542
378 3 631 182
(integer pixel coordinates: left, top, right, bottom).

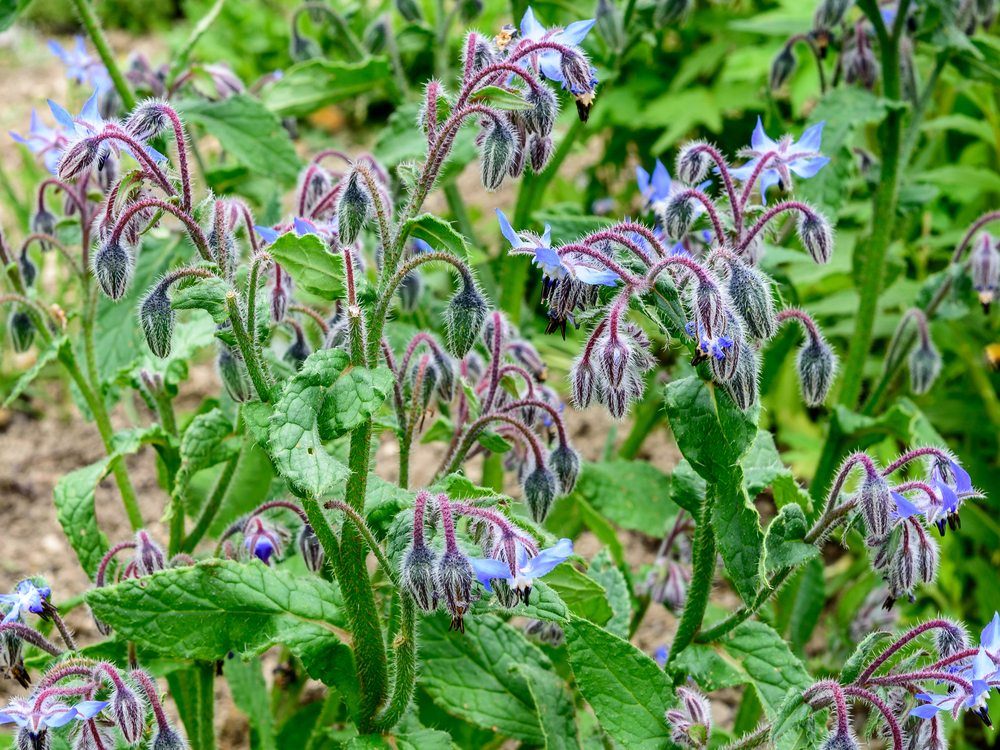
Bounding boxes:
501 119 836 415
402 490 572 631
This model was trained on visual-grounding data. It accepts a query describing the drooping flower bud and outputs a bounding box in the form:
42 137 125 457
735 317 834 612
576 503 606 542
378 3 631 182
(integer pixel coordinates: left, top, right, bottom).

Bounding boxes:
283 326 311 371
843 33 880 90
658 193 696 239
724 341 760 411
908 338 941 395
722 255 777 340
676 142 710 184
644 557 690 612
934 620 969 660
570 356 596 407
524 86 558 137
820 730 861 750
139 285 175 358
152 727 188 750
31 208 57 242
296 524 325 574
363 17 388 54
58 137 100 180
9 310 35 353
595 0 626 52
523 619 565 646
93 239 134 300
111 680 147 745
437 549 474 632
445 277 488 357
522 464 560 523
796 333 837 407
970 233 1000 311
336 170 373 245
403 543 439 612
548 443 580 495
528 134 553 173
134 530 166 576
770 43 798 91
480 119 517 192
432 350 456 402
394 0 422 22
397 270 422 313
813 0 852 30
796 210 833 264
18 250 37 288
217 342 254 403
665 686 712 748
858 471 893 539
654 0 691 26
125 100 169 143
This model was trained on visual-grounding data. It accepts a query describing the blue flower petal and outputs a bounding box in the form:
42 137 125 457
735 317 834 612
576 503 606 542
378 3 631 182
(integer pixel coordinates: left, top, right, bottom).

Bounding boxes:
797 121 825 152
892 492 922 519
470 557 511 592
254 225 280 244
750 117 777 151
522 538 573 579
789 155 829 179
559 18 596 46
496 208 522 249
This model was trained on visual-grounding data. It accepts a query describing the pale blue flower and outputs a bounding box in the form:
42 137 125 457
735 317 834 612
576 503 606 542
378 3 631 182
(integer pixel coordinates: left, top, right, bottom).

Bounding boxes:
49 91 165 165
519 7 595 86
471 538 573 596
729 117 829 202
9 111 68 174
48 36 112 92
0 698 108 736
0 581 50 625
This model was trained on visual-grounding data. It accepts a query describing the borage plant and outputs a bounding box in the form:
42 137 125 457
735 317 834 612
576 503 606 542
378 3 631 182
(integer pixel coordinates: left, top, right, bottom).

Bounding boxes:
0 1 997 750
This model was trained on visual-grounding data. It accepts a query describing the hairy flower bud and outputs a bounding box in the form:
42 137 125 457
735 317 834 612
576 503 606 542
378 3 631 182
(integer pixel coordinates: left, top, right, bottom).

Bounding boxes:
93 239 133 300
394 0 422 22
528 134 553 173
934 620 969 659
797 333 837 407
31 208 57 242
445 278 488 357
18 250 37 288
666 686 712 748
843 37 880 90
524 86 558 137
125 100 169 142
112 681 146 744
796 210 833 264
723 256 777 340
644 557 690 612
433 350 456 402
724 341 760 411
16 726 45 750
523 619 565 646
139 285 175 358
135 530 166 576
296 524 325 573
9 310 34 353
217 343 253 403
570 356 596 407
596 0 626 51
858 471 893 539
676 143 710 184
336 170 373 245
770 44 797 91
397 271 422 313
654 0 691 26
284 328 311 371
152 727 188 750
437 549 473 631
403 543 439 612
523 464 560 523
971 233 1000 311
58 137 100 180
908 338 941 395
659 193 696 239
480 119 517 192
548 443 580 495
820 731 861 750
813 0 852 29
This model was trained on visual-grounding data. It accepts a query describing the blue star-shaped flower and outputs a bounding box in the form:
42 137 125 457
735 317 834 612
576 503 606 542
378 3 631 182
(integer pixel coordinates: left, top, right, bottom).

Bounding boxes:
729 117 830 202
0 698 108 737
9 110 67 174
0 581 51 625
470 538 573 595
519 7 595 85
49 91 166 165
48 36 112 93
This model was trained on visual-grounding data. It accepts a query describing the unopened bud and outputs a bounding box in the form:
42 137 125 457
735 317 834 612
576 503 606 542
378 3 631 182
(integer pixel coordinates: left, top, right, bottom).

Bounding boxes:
770 44 797 91
797 333 836 406
654 0 691 26
523 619 565 646
570 357 596 407
813 0 852 30
970 233 999 311
445 278 488 357
548 443 580 494
595 0 626 52
9 310 35 353
93 239 134 300
934 620 969 659
820 730 861 750
290 31 321 62
480 119 517 192
796 210 833 264
666 685 712 748
524 86 557 137
908 339 941 395
284 328 311 371
659 193 696 239
397 271 422 313
859 471 893 539
111 681 146 744
217 343 253 403
724 256 777 340
125 100 169 142
433 350 456 402
676 143 710 184
437 549 473 631
522 464 560 522
724 341 760 411
528 134 553 173
58 137 100 180
297 524 325 573
403 543 439 612
364 17 388 54
139 285 175 358
152 727 188 750
31 208 57 241
135 530 166 576
336 170 373 245
394 0 422 22
843 41 880 90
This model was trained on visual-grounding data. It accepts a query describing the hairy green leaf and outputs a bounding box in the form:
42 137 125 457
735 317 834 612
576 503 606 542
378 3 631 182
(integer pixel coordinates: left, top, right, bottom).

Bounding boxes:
266 232 343 300
262 58 391 117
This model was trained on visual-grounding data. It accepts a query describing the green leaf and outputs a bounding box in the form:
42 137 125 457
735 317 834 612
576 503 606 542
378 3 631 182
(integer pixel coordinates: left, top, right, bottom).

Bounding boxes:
469 85 532 111
178 408 237 481
171 276 231 324
400 213 470 260
663 377 759 480
544 565 613 626
671 645 748 692
270 349 352 498
720 621 812 718
742 430 789 498
84 560 349 683
573 459 676 533
840 631 893 685
318 366 393 438
587 549 631 639
511 661 580 750
53 458 113 579
565 618 672 749
262 58 391 117
764 504 819 574
266 232 343 299
669 459 706 515
178 95 300 185
770 688 824 750
225 656 277 750
3 336 67 407
476 430 513 453
418 613 551 743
